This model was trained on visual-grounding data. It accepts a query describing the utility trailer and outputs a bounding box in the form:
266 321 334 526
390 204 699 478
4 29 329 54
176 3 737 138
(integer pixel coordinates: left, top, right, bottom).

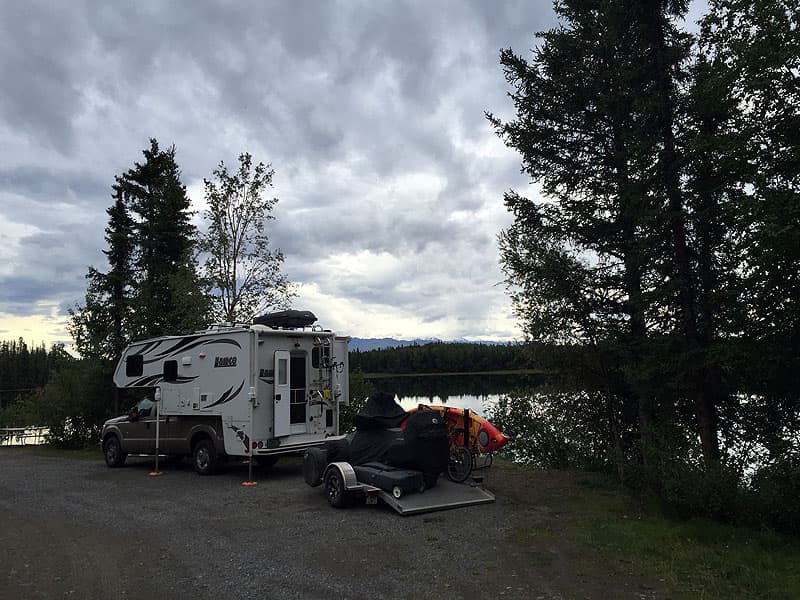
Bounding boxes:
102 311 350 473
320 461 496 516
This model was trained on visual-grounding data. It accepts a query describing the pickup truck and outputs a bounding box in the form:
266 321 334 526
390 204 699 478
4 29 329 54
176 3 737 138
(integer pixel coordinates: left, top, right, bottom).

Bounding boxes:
101 398 230 475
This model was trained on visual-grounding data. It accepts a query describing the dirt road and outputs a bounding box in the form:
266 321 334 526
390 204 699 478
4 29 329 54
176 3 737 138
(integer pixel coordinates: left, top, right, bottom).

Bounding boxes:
0 449 662 599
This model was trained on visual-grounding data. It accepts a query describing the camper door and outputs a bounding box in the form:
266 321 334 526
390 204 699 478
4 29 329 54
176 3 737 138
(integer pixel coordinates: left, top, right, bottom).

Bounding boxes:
273 350 291 437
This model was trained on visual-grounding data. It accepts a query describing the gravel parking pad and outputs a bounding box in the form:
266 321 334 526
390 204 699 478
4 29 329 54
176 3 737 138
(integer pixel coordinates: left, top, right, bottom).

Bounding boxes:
0 450 660 599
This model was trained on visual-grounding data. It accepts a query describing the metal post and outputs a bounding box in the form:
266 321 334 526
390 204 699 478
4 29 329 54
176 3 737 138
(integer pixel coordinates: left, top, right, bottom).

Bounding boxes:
150 388 163 477
242 384 257 487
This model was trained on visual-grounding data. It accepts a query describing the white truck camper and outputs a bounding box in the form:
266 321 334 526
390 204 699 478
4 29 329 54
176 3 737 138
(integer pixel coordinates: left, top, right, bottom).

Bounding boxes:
104 310 349 474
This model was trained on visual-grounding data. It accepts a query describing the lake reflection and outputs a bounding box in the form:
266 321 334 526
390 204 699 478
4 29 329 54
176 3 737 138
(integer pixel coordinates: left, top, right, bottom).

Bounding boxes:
365 373 545 419
397 394 499 417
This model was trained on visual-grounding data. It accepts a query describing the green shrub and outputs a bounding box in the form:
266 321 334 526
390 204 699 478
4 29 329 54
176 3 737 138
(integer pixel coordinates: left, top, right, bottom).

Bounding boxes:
489 388 611 470
656 459 742 524
747 455 800 535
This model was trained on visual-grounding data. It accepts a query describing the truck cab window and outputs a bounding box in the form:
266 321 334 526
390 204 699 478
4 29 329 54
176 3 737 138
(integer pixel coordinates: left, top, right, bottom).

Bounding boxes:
136 398 154 417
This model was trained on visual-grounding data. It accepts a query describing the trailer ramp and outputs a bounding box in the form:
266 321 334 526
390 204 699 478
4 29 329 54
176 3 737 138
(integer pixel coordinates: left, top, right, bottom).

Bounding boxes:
369 477 495 516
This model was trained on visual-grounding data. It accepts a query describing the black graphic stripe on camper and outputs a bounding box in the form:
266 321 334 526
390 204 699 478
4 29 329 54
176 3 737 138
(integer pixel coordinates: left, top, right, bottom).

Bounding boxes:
128 374 164 387
125 374 197 388
142 337 243 365
147 335 205 359
134 340 162 355
202 338 242 349
206 380 245 408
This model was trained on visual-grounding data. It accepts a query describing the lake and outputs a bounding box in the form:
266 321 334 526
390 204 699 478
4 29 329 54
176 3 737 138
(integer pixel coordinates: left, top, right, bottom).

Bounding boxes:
365 373 545 418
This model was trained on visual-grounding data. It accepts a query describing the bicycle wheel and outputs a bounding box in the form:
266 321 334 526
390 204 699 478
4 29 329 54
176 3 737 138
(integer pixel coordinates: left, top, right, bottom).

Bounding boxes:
447 446 472 483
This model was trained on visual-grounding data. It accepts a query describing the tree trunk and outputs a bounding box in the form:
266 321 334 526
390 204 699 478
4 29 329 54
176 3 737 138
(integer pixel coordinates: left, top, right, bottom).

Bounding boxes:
612 115 651 466
639 0 720 464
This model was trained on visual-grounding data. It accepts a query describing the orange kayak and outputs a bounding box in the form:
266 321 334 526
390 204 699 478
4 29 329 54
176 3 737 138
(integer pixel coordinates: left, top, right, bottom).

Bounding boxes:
403 404 510 453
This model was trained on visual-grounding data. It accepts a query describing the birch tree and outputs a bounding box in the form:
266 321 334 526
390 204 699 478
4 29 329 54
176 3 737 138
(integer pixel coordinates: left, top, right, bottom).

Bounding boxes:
201 153 294 323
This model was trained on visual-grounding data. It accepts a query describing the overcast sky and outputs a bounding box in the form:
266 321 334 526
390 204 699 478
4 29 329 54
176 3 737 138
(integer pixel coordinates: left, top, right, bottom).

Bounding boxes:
0 1 706 348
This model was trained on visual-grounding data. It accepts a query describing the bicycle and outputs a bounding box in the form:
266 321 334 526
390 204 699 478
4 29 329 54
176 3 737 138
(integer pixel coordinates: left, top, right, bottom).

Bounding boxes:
443 407 475 483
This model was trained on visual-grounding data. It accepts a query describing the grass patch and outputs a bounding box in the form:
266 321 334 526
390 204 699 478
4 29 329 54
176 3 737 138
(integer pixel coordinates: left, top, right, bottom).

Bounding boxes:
549 474 800 599
589 515 800 599
497 463 800 599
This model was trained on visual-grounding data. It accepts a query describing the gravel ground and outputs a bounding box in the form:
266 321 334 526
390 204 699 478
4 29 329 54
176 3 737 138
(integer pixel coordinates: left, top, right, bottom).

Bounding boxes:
0 449 660 600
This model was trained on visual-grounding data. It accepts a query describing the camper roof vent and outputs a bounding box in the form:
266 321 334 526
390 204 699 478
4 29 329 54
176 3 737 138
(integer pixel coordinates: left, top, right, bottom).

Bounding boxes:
252 310 317 329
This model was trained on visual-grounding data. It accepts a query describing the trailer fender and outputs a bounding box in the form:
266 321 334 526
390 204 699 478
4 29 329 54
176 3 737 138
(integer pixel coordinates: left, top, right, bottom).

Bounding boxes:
323 462 360 491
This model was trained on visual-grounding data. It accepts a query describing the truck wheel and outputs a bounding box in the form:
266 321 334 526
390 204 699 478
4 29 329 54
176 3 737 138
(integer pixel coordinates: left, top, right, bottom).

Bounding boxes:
193 439 217 475
392 485 403 499
325 468 349 508
103 435 127 468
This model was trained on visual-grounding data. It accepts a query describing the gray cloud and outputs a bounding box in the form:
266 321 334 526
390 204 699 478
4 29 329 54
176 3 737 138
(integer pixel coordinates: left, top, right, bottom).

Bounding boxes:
0 0 574 341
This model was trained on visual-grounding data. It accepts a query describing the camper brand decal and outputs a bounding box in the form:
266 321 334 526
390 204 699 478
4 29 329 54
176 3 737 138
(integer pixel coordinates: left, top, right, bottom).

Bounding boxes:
214 356 237 368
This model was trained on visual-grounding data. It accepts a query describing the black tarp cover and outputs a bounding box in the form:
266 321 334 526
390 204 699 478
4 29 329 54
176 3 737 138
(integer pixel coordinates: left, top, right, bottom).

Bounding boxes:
343 391 408 464
347 428 404 465
352 391 408 430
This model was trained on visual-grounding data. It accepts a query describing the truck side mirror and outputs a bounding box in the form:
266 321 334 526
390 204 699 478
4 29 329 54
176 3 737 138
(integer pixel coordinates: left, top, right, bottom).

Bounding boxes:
128 407 139 421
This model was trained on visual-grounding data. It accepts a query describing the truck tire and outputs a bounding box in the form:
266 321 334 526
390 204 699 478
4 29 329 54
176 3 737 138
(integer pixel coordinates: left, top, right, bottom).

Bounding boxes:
193 439 218 475
103 435 127 468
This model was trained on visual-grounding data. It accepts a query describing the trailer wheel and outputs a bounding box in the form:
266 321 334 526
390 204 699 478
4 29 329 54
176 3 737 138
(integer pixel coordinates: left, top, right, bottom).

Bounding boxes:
103 435 127 468
324 468 350 508
193 439 217 475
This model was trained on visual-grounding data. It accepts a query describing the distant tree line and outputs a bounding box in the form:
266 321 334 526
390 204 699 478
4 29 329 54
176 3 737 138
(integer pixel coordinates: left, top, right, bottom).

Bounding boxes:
0 340 71 409
349 341 529 374
489 0 799 533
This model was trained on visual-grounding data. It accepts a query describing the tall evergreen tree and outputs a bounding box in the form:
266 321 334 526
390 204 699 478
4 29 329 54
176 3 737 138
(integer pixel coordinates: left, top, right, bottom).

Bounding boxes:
489 0 678 469
69 186 135 359
492 0 799 475
488 0 759 470
699 0 800 456
120 139 209 338
70 139 209 359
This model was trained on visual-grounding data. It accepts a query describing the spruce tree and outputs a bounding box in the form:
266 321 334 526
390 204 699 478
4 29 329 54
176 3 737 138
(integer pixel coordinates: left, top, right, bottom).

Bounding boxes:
71 139 209 358
116 139 209 338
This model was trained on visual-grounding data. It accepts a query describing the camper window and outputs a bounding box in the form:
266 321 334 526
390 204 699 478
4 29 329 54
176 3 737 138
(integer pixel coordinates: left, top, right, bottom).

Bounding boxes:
312 346 330 369
278 358 287 386
126 355 144 377
163 360 178 382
